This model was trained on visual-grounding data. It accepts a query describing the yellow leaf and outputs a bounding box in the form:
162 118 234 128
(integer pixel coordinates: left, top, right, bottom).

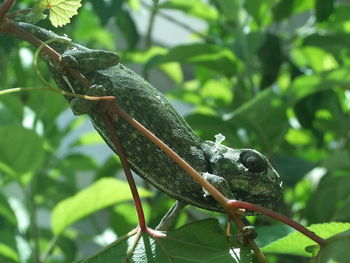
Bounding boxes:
40 0 82 27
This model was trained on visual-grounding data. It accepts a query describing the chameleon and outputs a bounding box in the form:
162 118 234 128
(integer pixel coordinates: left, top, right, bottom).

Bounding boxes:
17 22 283 230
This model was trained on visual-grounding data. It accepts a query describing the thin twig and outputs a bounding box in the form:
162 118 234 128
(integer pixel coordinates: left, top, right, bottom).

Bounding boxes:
99 100 147 231
228 200 326 246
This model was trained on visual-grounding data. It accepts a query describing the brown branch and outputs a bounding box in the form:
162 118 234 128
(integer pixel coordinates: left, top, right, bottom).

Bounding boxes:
0 0 15 21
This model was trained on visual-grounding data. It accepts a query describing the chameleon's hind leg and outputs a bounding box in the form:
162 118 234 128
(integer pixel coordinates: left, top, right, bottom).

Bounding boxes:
60 49 119 74
155 201 187 231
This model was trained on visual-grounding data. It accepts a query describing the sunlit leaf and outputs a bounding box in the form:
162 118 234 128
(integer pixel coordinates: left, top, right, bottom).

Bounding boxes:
262 222 350 257
39 0 82 27
52 178 152 235
149 44 240 77
159 0 218 21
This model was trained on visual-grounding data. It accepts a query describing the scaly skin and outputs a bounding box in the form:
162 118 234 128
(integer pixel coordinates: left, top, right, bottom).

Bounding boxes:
18 22 283 214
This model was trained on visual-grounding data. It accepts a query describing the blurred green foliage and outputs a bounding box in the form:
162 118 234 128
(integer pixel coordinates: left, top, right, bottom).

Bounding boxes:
1 0 350 262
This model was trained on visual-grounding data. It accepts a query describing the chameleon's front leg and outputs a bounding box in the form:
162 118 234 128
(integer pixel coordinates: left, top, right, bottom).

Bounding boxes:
58 49 119 115
60 49 119 74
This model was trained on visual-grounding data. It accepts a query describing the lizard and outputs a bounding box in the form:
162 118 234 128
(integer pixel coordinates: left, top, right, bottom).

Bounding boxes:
17 22 283 231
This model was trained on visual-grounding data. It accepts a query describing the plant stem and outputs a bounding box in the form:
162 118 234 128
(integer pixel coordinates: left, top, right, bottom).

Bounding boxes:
41 236 59 263
228 200 326 246
28 172 40 262
145 2 157 50
99 100 148 231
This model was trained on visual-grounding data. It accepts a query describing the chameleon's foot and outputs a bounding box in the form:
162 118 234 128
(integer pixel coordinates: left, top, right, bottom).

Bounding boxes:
234 226 257 247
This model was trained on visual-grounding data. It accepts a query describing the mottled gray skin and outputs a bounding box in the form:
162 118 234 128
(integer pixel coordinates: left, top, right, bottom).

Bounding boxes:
18 23 282 214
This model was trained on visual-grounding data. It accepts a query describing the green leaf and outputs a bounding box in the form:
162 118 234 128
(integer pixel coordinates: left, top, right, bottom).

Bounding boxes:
90 0 123 25
149 44 240 77
255 224 294 248
0 242 18 262
72 7 115 49
302 33 350 61
111 202 151 236
287 67 350 105
51 178 152 235
225 89 289 151
272 0 313 21
323 150 350 171
115 9 139 50
314 230 350 263
159 0 218 21
0 125 45 179
78 219 242 263
262 222 350 257
315 0 334 22
244 0 273 26
160 63 183 84
38 0 82 27
0 193 18 262
59 153 97 171
274 154 315 186
26 88 68 127
291 46 338 72
304 173 350 223
69 131 105 147
0 193 17 226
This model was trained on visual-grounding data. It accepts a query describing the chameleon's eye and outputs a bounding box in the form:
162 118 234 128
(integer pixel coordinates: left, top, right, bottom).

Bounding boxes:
240 151 267 173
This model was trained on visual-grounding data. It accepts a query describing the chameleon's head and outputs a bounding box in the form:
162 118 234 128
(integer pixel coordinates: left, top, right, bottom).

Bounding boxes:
203 141 283 214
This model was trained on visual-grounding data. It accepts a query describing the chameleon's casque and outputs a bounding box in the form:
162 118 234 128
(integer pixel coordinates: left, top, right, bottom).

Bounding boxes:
18 22 283 214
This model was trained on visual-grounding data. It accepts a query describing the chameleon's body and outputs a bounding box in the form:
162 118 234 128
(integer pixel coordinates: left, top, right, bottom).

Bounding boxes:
18 23 282 215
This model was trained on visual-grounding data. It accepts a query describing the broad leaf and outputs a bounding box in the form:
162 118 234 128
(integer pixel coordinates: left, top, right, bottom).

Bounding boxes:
315 0 334 22
39 0 82 27
148 44 240 77
52 178 152 235
78 219 242 263
313 230 350 263
262 222 350 257
0 125 45 179
159 0 218 21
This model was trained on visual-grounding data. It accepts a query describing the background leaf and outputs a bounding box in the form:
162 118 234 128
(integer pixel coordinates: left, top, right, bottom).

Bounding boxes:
52 178 152 235
262 222 350 257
